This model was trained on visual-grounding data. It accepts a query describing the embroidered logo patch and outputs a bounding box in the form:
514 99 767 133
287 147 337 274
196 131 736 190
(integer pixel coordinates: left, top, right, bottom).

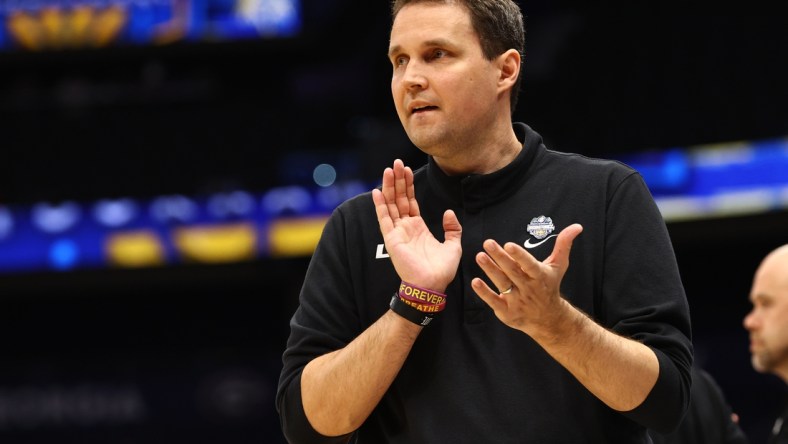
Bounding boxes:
524 216 557 250
527 216 555 239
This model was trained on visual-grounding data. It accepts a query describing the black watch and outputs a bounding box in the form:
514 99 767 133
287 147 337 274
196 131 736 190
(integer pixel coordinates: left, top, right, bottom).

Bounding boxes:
389 294 434 326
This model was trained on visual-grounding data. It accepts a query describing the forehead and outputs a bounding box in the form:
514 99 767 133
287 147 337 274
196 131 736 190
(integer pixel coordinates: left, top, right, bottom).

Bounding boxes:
758 252 788 285
389 2 477 51
751 255 788 302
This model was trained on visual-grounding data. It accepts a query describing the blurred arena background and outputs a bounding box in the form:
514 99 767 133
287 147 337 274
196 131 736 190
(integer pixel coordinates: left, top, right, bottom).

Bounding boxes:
0 2 787 443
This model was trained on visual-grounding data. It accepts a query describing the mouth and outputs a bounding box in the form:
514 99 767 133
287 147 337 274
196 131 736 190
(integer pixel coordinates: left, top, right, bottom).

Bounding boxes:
410 105 438 115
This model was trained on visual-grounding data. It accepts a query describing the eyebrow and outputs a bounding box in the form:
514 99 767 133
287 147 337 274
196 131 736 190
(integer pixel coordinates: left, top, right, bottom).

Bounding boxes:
388 38 454 58
387 45 401 59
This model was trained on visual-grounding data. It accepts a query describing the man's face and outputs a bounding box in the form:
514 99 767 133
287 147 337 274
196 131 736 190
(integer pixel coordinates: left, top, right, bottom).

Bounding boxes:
744 249 788 378
388 3 502 158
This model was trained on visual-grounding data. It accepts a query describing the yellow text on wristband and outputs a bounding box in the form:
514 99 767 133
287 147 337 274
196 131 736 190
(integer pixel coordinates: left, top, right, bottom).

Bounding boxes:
399 281 447 313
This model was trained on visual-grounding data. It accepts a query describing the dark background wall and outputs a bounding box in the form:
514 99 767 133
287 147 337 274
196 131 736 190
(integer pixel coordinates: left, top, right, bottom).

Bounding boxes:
1 4 787 443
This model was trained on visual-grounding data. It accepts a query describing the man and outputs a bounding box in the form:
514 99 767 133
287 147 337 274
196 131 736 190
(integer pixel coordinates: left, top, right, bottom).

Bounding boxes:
277 1 693 442
649 364 748 444
744 244 788 443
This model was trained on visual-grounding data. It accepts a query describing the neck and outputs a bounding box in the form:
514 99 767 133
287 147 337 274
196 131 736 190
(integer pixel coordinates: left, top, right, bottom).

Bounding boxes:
432 124 522 176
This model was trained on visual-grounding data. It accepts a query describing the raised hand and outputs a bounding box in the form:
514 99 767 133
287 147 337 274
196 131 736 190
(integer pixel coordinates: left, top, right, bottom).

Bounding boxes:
371 159 462 292
471 224 583 338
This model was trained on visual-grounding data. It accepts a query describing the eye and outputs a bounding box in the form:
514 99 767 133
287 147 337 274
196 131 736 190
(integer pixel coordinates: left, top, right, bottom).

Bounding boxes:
754 298 773 310
394 55 408 67
429 49 447 60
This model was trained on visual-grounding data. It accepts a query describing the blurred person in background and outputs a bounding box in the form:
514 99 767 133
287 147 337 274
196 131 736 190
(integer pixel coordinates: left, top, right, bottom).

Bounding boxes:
649 364 748 444
276 0 693 442
744 244 788 444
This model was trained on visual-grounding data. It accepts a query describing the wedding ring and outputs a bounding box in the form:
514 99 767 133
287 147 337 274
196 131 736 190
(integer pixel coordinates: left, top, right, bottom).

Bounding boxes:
501 285 514 294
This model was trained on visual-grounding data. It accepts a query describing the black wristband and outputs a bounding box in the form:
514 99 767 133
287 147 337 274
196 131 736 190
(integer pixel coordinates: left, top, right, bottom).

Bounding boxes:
389 294 434 326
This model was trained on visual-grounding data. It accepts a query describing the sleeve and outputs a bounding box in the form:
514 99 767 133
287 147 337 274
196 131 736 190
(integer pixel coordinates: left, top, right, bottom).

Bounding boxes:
275 204 361 444
600 172 693 433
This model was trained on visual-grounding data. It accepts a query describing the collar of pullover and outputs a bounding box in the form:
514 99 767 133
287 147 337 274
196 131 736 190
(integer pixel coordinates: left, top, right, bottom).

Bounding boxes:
424 122 543 213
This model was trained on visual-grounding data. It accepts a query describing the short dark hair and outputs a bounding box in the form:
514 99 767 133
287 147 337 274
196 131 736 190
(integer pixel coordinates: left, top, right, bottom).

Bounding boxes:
391 0 525 113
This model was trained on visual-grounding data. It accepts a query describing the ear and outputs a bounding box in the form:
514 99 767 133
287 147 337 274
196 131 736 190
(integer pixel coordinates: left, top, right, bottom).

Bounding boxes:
496 48 521 94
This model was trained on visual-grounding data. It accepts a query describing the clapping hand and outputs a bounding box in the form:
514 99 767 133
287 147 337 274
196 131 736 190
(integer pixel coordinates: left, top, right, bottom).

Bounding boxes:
371 159 463 293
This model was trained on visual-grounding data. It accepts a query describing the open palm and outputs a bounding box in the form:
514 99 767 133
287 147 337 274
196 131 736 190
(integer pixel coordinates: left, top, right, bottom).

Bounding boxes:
372 160 462 292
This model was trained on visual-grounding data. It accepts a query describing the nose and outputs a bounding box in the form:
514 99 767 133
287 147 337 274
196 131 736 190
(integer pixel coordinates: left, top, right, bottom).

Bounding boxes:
400 61 427 91
743 310 758 331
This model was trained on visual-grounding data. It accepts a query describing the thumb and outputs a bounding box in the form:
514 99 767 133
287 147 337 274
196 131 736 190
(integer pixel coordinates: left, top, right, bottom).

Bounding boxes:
547 223 583 270
443 209 462 243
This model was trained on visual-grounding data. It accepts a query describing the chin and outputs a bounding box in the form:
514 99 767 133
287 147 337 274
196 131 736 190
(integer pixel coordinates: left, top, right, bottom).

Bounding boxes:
752 355 772 374
406 132 441 153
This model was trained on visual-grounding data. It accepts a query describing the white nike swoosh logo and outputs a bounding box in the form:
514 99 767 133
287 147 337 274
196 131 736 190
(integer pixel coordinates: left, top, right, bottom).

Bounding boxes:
375 244 390 259
523 234 557 249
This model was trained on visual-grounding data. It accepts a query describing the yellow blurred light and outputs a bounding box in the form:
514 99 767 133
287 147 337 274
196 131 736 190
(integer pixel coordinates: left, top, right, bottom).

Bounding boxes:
7 12 43 50
40 7 64 45
67 6 94 46
268 217 328 258
105 230 166 268
91 6 126 47
6 6 127 50
173 223 258 264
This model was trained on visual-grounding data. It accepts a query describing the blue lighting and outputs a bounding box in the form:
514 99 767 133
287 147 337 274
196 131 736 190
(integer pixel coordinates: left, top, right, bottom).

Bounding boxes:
49 239 79 271
313 164 337 188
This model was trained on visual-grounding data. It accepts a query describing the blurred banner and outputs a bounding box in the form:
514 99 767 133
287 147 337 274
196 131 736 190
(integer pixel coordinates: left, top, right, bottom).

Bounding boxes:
0 180 368 274
0 0 301 51
615 136 788 221
0 136 786 275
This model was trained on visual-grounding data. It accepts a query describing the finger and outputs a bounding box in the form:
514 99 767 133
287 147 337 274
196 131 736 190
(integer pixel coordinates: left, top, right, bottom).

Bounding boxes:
476 247 515 293
545 224 583 270
501 224 584 278
404 166 420 217
485 239 535 282
500 241 541 278
393 160 411 218
372 189 394 236
380 167 401 220
471 277 508 311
